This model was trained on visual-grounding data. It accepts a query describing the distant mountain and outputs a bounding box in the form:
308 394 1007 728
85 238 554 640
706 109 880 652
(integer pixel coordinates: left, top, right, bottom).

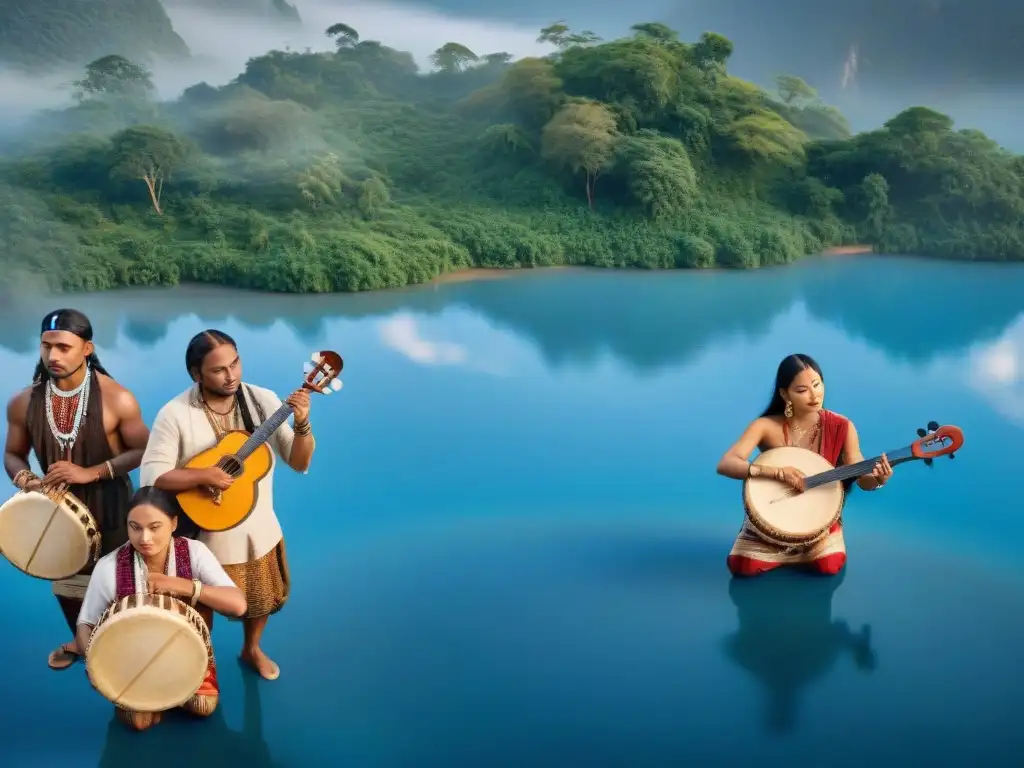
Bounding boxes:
162 0 301 22
0 0 190 71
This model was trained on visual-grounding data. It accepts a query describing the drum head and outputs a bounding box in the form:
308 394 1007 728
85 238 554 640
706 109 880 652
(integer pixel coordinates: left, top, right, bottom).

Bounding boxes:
0 492 92 580
745 447 843 543
88 605 209 711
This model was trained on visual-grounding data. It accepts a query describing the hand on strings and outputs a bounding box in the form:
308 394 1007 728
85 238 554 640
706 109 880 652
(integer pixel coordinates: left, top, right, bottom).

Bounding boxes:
146 573 191 598
776 466 806 493
286 388 311 424
201 466 234 491
871 453 893 487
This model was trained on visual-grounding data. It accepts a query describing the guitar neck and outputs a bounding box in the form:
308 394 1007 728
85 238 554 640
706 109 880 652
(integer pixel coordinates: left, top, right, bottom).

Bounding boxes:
236 403 294 461
804 445 916 489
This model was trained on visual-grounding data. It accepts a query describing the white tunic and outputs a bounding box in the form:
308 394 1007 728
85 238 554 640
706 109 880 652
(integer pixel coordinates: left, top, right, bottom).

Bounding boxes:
139 385 297 565
77 539 236 627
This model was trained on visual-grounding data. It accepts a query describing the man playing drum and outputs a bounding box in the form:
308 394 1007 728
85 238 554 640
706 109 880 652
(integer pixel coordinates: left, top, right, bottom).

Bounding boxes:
77 487 246 731
140 329 315 681
715 354 895 577
3 309 150 669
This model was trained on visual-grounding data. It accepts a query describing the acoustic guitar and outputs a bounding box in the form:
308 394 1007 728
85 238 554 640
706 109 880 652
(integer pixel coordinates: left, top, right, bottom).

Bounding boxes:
743 421 964 548
177 351 343 532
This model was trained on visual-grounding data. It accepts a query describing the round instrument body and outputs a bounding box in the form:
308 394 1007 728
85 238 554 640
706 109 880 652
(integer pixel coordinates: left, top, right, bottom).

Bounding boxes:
87 593 212 712
0 490 100 580
743 446 844 547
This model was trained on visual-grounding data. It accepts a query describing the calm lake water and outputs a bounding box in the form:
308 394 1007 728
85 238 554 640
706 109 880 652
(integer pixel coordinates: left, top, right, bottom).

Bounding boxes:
2 256 1023 766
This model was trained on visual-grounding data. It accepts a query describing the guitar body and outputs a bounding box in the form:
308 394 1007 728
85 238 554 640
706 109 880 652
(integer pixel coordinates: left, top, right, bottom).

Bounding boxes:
176 431 273 533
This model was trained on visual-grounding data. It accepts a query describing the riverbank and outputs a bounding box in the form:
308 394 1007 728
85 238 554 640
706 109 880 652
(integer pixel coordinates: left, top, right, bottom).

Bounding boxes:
426 247 877 286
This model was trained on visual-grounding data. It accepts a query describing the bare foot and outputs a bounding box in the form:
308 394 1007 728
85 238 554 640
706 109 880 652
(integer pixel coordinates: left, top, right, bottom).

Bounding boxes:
240 647 280 681
47 641 81 671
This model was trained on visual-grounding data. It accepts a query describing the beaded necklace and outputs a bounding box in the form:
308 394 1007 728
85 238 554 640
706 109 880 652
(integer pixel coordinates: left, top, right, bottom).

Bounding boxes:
45 365 91 455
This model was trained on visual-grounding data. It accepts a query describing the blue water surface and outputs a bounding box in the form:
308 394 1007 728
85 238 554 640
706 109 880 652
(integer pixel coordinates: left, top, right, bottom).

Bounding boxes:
1 256 1022 766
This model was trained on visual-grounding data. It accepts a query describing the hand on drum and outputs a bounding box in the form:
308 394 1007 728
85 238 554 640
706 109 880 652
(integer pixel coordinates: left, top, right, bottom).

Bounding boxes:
777 466 806 493
871 453 893 487
146 573 192 598
42 461 94 493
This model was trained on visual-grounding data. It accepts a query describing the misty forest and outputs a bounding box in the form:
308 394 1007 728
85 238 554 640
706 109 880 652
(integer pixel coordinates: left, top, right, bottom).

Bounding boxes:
1 17 1022 294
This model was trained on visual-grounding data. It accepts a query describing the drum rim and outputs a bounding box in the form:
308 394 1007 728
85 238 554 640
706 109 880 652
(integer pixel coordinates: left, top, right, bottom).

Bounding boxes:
87 595 212 711
0 490 100 580
743 446 844 545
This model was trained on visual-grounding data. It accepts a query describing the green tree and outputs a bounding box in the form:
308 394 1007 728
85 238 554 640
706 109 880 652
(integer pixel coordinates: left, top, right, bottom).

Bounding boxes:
630 23 678 42
326 23 360 48
692 32 734 72
775 74 817 105
538 21 601 49
498 57 565 128
541 100 619 208
861 172 891 244
483 52 514 66
108 125 191 215
618 131 697 220
73 55 154 101
430 42 478 73
297 153 345 211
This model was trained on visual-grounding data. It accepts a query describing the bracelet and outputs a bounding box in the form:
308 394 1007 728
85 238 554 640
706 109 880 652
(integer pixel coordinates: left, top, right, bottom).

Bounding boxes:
190 579 202 607
294 419 312 437
105 460 114 479
12 469 34 489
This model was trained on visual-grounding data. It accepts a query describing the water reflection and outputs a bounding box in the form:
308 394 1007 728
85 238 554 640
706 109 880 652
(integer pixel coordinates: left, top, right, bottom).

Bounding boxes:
722 569 876 734
97 660 276 767
1 258 1021 368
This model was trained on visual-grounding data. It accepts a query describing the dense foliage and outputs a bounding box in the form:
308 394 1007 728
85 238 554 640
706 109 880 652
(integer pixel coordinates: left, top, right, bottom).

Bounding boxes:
1 20 1021 294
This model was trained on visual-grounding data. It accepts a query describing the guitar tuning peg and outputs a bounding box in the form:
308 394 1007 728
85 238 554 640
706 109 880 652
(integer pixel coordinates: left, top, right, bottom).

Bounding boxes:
311 352 322 364
303 362 314 374
330 379 342 391
927 421 939 432
916 428 927 437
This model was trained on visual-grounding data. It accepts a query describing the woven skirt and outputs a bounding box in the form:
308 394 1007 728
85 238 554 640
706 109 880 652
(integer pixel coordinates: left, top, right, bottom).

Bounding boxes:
222 539 291 619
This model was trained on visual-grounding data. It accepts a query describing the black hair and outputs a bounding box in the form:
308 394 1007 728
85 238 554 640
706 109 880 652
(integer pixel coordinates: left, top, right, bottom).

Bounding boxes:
184 328 258 434
34 308 111 383
185 329 237 379
760 354 824 417
127 486 182 520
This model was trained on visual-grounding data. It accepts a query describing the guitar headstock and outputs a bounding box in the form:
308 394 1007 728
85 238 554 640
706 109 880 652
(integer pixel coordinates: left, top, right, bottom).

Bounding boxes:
911 422 963 466
302 350 344 395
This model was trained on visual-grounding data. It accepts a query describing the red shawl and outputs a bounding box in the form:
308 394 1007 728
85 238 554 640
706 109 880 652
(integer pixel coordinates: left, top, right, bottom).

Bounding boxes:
115 538 193 600
818 409 850 467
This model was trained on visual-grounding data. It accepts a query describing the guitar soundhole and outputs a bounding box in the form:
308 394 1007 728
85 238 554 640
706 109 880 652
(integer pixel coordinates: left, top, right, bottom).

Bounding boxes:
218 455 244 478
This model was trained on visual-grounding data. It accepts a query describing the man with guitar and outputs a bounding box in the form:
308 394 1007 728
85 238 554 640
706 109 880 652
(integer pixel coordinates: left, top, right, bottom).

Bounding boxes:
3 309 149 670
140 329 316 681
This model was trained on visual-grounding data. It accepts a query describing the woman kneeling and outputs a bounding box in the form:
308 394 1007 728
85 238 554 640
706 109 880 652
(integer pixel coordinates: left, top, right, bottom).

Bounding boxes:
715 354 894 577
76 486 247 731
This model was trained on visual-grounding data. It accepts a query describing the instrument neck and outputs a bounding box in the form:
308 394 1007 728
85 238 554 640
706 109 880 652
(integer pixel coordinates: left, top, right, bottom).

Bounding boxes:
804 446 914 489
236 403 294 461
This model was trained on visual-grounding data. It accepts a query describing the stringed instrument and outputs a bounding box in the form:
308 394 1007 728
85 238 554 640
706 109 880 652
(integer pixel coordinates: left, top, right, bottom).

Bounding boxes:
177 351 343 532
743 422 964 547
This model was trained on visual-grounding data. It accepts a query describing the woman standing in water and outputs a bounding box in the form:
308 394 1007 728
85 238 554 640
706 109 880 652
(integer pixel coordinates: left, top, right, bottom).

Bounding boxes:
715 354 894 577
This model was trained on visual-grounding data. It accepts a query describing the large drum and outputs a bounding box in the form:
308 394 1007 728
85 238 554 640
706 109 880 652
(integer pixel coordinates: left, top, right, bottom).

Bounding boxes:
0 490 100 580
86 593 213 712
743 446 844 547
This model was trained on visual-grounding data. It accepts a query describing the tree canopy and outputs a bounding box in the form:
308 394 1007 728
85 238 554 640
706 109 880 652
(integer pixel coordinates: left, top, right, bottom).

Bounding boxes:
0 19 1021 294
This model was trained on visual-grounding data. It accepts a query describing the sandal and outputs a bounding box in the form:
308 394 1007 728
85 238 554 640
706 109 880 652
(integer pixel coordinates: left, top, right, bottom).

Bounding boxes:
48 642 81 671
